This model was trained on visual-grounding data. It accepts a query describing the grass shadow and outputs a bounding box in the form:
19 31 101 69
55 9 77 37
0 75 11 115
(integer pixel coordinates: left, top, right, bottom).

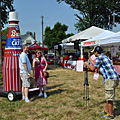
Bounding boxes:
30 84 64 102
49 75 57 77
30 95 40 102
16 84 64 102
30 89 66 102
47 84 64 90
47 88 66 96
88 100 106 108
114 100 120 117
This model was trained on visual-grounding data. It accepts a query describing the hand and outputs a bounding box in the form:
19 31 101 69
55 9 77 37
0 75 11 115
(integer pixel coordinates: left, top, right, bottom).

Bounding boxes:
43 69 46 72
88 52 90 58
28 73 31 78
85 62 89 66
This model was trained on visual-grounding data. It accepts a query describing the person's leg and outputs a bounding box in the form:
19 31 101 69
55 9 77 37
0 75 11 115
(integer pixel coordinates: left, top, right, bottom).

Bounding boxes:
24 74 30 102
103 100 113 116
39 85 43 93
43 85 47 98
21 74 25 100
101 79 115 119
43 85 46 93
22 86 25 99
38 85 43 97
108 101 113 116
105 101 109 113
24 87 30 102
25 87 29 99
108 82 115 116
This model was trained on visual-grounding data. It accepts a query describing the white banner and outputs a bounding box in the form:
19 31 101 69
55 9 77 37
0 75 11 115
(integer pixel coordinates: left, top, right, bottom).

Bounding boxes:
76 60 83 72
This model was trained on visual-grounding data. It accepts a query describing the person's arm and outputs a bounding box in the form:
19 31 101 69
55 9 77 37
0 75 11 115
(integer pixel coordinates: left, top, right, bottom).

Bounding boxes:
85 62 96 71
89 57 95 66
23 63 31 78
43 57 48 71
84 52 96 71
32 58 35 77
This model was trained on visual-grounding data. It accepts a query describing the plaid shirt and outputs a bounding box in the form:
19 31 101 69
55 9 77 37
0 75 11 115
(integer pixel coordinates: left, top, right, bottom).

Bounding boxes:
94 53 119 84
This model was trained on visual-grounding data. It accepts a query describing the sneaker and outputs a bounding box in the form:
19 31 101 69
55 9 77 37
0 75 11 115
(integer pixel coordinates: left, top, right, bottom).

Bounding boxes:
22 96 25 100
25 98 31 103
44 93 47 98
38 92 43 97
99 110 108 115
101 115 114 119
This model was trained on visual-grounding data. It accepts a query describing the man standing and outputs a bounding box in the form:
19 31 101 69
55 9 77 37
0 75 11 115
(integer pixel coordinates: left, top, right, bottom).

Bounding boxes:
19 44 31 102
85 46 119 119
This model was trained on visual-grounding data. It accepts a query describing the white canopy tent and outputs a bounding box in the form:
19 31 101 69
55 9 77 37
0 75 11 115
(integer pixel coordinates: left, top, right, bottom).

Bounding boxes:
71 26 107 42
62 36 73 43
62 26 107 43
80 31 120 59
81 30 115 47
97 31 120 46
61 43 74 49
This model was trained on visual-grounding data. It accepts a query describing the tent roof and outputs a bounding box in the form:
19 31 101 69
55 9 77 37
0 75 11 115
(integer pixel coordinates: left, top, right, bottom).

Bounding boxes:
81 30 115 47
99 31 120 46
29 43 48 51
62 26 106 43
71 26 107 41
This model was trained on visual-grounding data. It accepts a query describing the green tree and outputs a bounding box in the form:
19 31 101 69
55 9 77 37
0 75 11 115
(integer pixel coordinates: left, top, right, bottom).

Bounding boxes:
66 33 74 38
57 0 120 31
1 0 15 28
44 22 74 50
25 31 33 35
1 27 8 39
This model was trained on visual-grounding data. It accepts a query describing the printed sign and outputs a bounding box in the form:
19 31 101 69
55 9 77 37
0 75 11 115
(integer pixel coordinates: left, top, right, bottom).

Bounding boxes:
6 38 22 49
83 41 96 46
7 25 21 38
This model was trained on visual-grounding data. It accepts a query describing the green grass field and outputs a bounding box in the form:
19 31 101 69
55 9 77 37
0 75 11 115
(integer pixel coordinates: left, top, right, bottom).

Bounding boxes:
0 65 120 120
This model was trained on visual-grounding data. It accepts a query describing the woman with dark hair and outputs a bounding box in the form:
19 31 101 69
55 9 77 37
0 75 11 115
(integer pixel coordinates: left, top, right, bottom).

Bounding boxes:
33 49 48 98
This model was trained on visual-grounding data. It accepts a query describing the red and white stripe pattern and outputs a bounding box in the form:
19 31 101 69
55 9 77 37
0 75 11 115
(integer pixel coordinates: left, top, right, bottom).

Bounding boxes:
2 20 22 92
3 50 22 91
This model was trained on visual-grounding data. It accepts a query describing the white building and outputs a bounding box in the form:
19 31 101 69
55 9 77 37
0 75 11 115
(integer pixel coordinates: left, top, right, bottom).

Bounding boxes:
21 34 36 47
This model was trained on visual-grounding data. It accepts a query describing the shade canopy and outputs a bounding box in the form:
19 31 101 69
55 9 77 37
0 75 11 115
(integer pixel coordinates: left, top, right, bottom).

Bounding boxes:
62 26 106 43
81 30 115 47
29 43 48 51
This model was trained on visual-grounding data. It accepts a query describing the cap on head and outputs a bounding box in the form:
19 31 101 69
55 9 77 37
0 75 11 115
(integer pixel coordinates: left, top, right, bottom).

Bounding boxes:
91 46 96 53
94 46 103 54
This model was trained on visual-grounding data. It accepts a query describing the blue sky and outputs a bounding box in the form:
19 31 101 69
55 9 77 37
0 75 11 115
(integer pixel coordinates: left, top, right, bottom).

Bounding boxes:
9 0 79 43
3 0 120 43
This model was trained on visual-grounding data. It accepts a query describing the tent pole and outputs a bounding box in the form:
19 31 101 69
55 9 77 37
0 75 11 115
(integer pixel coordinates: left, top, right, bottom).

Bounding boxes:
81 45 83 60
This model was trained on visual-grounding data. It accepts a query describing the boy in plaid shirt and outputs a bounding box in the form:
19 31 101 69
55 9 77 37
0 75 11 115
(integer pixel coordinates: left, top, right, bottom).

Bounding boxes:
85 46 119 119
